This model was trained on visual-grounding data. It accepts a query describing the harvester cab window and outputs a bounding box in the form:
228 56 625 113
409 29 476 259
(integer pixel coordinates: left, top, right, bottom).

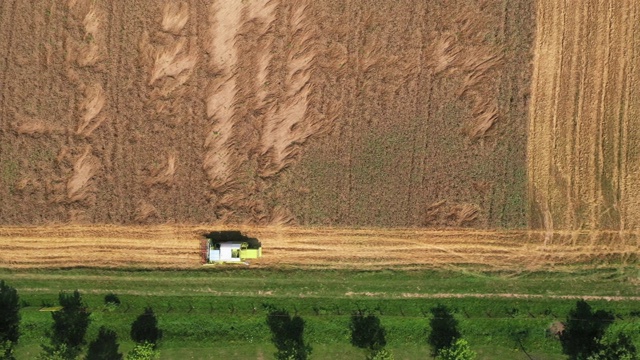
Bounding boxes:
232 249 240 258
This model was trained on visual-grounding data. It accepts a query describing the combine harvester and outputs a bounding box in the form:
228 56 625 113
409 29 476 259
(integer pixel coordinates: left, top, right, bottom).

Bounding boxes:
202 231 262 265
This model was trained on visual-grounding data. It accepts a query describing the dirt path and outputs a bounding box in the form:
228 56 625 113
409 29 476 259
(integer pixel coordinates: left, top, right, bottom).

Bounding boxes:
356 292 640 302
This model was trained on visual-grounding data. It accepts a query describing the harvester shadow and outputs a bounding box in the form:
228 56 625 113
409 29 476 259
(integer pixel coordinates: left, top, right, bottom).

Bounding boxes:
202 230 262 249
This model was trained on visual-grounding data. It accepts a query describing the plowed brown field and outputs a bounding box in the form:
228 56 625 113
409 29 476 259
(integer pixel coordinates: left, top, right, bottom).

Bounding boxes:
0 0 533 228
0 226 637 270
528 0 640 231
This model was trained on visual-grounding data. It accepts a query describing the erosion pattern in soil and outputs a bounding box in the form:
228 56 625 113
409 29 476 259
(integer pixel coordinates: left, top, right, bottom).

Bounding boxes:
0 226 637 270
0 0 533 228
528 0 640 231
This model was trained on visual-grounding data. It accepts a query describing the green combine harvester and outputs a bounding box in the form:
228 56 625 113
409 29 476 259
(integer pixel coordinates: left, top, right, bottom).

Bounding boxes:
202 231 262 264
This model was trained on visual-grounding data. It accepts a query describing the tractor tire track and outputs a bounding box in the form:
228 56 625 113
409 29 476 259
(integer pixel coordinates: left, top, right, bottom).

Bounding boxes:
562 0 586 229
101 1 119 220
343 4 365 226
172 0 205 223
623 0 640 229
0 0 17 131
0 0 17 222
38 0 58 124
600 0 624 228
105 0 127 221
403 4 429 226
406 3 428 226
571 1 589 229
590 0 608 230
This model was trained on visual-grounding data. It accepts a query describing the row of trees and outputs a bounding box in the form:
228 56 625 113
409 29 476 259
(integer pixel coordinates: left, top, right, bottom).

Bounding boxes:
264 301 639 360
264 304 475 360
1 280 638 360
0 281 162 360
39 291 163 360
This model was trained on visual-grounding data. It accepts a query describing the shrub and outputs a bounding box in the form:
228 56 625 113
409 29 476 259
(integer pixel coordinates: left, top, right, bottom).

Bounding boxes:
126 342 159 360
104 293 121 306
437 338 476 360
587 332 638 360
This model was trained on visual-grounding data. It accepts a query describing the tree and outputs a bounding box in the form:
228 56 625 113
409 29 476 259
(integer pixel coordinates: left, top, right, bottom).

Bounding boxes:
437 339 476 360
126 342 159 360
350 310 387 351
50 290 91 358
587 333 638 360
560 300 614 360
428 304 461 357
0 280 20 357
131 307 162 346
85 327 123 360
265 306 312 360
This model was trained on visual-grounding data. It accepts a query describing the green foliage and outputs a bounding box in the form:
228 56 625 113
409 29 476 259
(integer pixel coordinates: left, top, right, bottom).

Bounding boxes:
5 268 640 359
85 327 123 360
265 305 312 360
366 348 394 360
587 333 638 360
428 304 461 357
104 293 121 306
130 308 162 346
560 300 615 360
126 342 159 360
0 280 20 345
37 343 69 360
350 310 387 350
508 326 534 358
0 340 15 360
50 290 91 358
437 338 476 360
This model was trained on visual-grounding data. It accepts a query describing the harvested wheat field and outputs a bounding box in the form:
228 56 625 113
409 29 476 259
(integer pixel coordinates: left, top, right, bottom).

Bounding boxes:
0 0 533 228
0 226 637 270
528 0 640 231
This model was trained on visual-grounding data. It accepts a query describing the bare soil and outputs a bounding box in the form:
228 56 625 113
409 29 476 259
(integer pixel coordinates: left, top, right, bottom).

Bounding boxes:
0 0 534 228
